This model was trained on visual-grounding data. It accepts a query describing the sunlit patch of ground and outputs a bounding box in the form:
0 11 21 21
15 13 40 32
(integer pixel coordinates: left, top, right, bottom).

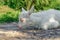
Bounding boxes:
0 31 27 37
0 29 33 40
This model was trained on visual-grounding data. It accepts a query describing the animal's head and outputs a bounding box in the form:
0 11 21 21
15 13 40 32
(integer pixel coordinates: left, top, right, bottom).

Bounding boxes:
18 6 34 29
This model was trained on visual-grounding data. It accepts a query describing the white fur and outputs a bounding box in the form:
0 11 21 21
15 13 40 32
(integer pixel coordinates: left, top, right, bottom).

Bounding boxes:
18 9 60 30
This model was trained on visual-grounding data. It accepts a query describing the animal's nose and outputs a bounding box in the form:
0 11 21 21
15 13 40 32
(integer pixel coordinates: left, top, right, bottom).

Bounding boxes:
18 25 22 29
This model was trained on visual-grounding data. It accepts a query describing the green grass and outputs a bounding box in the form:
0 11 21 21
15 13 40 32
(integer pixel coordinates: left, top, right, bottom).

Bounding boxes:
0 5 19 23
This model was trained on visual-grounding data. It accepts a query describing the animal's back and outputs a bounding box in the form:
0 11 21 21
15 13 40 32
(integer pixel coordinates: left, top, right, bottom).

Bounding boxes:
29 9 60 30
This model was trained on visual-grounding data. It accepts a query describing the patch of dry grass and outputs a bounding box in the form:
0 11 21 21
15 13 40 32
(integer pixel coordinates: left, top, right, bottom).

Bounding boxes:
0 5 15 13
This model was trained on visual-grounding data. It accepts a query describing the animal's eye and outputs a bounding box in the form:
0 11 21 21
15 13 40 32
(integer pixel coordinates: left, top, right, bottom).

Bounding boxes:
20 18 23 22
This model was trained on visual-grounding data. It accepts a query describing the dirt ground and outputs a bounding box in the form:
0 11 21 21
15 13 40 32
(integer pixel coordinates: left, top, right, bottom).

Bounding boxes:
0 22 60 40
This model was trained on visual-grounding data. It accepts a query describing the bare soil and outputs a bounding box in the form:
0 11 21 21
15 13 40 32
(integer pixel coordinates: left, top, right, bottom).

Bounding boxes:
0 22 60 40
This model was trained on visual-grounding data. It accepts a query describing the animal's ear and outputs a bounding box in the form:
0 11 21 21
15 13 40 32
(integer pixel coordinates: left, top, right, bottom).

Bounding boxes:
29 6 34 15
22 8 26 12
30 5 34 13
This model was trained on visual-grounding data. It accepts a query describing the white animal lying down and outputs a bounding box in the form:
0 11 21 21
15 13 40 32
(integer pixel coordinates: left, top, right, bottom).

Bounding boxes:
18 6 60 30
